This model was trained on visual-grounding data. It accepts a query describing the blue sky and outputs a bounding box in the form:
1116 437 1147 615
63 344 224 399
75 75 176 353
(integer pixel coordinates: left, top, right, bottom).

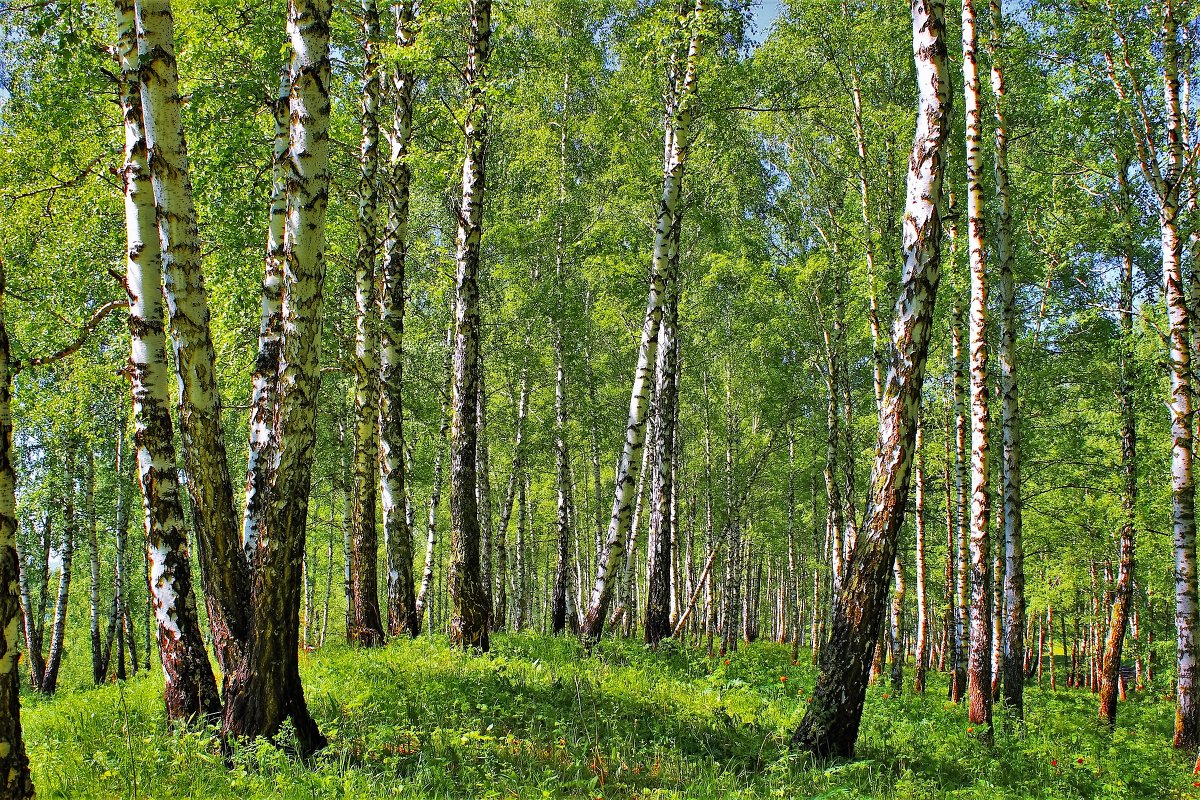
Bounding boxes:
749 0 785 44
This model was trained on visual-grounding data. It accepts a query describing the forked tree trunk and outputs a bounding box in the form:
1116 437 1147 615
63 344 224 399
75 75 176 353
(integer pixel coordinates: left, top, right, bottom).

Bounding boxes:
582 0 706 644
222 0 333 755
0 259 34 798
447 0 492 652
347 0 385 647
117 0 220 721
790 0 949 755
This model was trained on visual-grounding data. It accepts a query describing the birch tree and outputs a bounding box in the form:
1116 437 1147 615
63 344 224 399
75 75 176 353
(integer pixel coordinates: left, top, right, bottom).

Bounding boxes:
448 0 493 651
0 257 33 799
582 0 707 644
790 0 951 753
347 0 385 647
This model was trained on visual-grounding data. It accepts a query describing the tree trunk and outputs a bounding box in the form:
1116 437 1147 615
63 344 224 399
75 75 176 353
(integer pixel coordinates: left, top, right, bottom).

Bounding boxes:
949 191 969 704
242 67 290 561
347 0 385 647
989 0 1025 719
913 418 930 693
117 0 221 720
790 0 950 753
581 0 706 644
0 259 34 798
446 0 492 652
381 0 419 639
134 0 249 682
85 451 104 685
222 0 333 754
1100 165 1137 728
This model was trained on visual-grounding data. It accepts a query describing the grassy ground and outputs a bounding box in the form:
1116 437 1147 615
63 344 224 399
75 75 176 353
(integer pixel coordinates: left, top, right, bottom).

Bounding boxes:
20 633 1198 798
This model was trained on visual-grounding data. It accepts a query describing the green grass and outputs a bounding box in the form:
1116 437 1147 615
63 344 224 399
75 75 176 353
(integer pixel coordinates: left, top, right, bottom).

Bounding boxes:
20 634 1199 798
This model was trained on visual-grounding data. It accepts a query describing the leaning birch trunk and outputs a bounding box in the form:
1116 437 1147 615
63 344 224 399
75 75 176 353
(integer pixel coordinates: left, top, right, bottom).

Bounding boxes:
962 0 993 738
0 257 34 799
242 67 290 558
347 0 385 647
223 0 333 755
116 0 221 721
913 418 930 693
582 0 706 644
991 0 1025 717
134 0 249 680
790 0 949 754
1100 163 1137 728
381 0 419 638
446 0 492 652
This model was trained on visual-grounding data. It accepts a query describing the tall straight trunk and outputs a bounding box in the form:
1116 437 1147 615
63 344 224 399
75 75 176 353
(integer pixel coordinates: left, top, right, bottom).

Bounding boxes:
134 0 248 680
941 408 954 675
447 0 492 652
551 319 573 634
991 0 1025 718
381 0 419 638
116 0 220 720
86 451 104 685
890 554 906 690
1104 0 1195 748
347 0 385 647
0 260 34 799
478 360 495 626
913 418 930 693
822 312 845 595
492 375 527 630
416 436 446 625
112 419 130 681
847 52 883 409
948 192 969 704
582 0 706 643
39 462 75 695
963 0 993 736
1100 165 1137 728
790 0 949 754
18 516 49 691
243 68 290 559
223 0 333 754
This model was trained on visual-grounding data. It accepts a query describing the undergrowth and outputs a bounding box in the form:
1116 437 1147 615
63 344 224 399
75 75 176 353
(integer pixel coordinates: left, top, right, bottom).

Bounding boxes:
20 634 1197 798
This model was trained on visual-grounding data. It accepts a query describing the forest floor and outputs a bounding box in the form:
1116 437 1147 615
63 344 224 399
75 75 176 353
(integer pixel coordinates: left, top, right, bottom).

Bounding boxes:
21 633 1197 799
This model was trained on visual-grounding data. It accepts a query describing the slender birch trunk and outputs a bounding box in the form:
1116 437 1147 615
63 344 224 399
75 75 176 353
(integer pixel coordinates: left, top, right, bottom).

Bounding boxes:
116 0 220 720
347 0 385 647
551 105 574 633
381 0 419 638
0 258 33 799
1100 162 1137 728
582 0 706 644
790 0 949 753
447 0 492 652
134 0 248 680
962 0 994 735
949 191 969 704
913 418 930 693
990 0 1024 716
223 0 333 754
890 554 906 690
242 67 290 559
85 451 104 685
1101 0 1195 747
